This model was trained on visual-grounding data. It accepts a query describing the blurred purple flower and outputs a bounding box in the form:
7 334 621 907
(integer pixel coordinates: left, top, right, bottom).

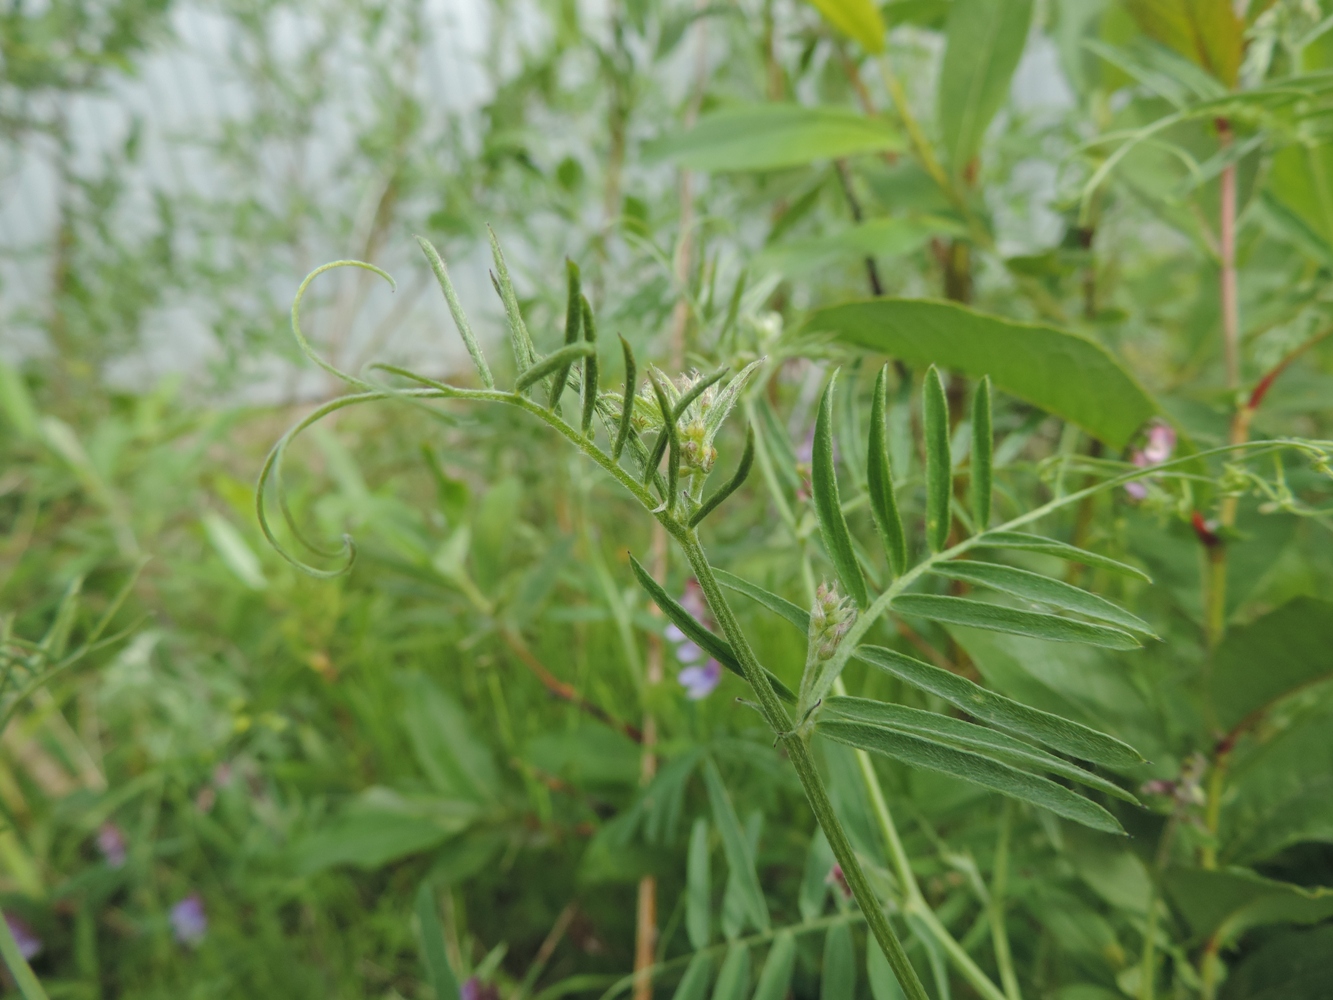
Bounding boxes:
4 912 41 960
825 864 852 901
679 660 723 700
668 580 723 699
97 823 127 868
170 894 207 946
1126 421 1177 500
461 978 501 1000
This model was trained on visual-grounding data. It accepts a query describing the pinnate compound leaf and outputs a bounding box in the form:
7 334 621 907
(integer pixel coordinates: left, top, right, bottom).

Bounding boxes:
753 931 796 1000
672 952 715 1000
819 721 1126 833
855 645 1145 768
687 817 711 950
811 298 1159 449
710 574 1145 767
938 0 1034 176
416 883 461 1000
821 923 857 1000
647 104 902 172
979 531 1152 582
804 0 886 52
813 374 869 607
1209 597 1333 731
971 376 993 531
893 594 1141 649
702 758 770 933
929 562 1154 636
822 697 1138 804
712 943 752 1000
628 555 797 703
922 366 952 552
869 365 908 575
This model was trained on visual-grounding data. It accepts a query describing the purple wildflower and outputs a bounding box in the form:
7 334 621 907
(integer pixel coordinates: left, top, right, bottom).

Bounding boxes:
461 978 501 1000
97 822 127 868
668 580 723 699
4 912 41 960
170 894 208 946
1126 420 1177 500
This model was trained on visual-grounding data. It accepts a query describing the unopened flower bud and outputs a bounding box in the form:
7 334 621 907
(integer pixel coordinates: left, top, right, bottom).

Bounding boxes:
809 582 855 660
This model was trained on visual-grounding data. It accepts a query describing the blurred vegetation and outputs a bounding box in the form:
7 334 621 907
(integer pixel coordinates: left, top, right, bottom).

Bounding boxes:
3 0 1333 999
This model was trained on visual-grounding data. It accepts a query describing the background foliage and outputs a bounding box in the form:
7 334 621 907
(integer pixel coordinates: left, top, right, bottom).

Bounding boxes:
3 0 1333 998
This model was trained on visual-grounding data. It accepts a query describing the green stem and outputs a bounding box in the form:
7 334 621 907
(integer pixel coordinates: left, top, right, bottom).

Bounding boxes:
988 801 1022 1000
681 534 931 1000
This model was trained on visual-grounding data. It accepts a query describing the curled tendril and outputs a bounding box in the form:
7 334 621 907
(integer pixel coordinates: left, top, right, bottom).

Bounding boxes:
290 259 396 389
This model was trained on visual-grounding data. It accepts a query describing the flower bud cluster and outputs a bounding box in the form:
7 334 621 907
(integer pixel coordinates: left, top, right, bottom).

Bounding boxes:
809 582 855 661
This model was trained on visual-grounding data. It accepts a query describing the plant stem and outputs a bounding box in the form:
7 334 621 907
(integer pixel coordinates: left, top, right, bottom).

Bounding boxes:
988 802 1022 1000
681 534 932 1000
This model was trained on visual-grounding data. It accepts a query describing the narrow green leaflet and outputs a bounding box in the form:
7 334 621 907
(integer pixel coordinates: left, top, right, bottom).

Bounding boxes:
710 573 1145 767
929 561 1154 636
613 335 637 461
416 236 493 388
868 366 908 575
753 931 796 1000
416 882 461 1000
821 923 857 1000
978 531 1152 582
548 259 582 407
893 594 1140 649
804 0 885 52
1209 596 1333 731
487 226 537 371
687 817 711 950
711 943 752 1000
822 697 1139 803
868 934 907 1000
580 295 599 435
811 299 1159 449
646 104 903 172
671 952 715 1000
648 371 681 507
514 343 595 393
937 0 1034 176
690 424 755 528
922 366 951 552
970 376 992 531
629 555 797 703
703 758 770 933
819 721 1125 833
855 645 1145 768
813 375 869 607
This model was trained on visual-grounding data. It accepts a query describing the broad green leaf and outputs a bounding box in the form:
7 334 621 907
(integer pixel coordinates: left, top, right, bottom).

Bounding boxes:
294 788 478 873
1124 0 1243 87
804 0 886 52
416 883 461 1000
710 573 1145 767
970 376 993 531
1216 924 1333 1000
929 561 1154 636
1270 142 1333 256
703 758 770 933
1165 868 1333 947
938 0 1034 176
922 366 952 552
821 923 857 1000
399 674 500 801
687 817 711 950
753 931 796 1000
869 366 908 575
628 555 797 703
868 933 908 1000
1209 597 1333 731
672 952 715 1000
855 645 1145 767
711 943 752 1000
892 594 1141 649
822 696 1138 803
813 374 869 607
819 721 1125 833
515 342 595 393
979 531 1152 582
811 298 1159 449
646 104 903 172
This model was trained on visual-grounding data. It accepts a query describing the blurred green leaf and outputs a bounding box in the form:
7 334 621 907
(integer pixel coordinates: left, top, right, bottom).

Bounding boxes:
812 299 1160 449
202 512 268 591
753 931 796 1000
938 0 1034 176
813 374 868 607
711 942 752 1000
703 758 770 933
416 882 461 1000
970 376 993 531
687 817 711 949
1218 924 1333 1000
295 789 478 873
1123 0 1242 88
399 674 501 802
922 366 952 552
1165 867 1333 947
868 934 908 1000
672 952 715 1000
804 0 886 52
980 532 1152 582
646 104 902 172
893 594 1141 649
821 923 857 999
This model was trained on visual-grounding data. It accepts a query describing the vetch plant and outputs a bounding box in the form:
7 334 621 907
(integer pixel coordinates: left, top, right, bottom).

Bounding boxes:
259 233 1333 1000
